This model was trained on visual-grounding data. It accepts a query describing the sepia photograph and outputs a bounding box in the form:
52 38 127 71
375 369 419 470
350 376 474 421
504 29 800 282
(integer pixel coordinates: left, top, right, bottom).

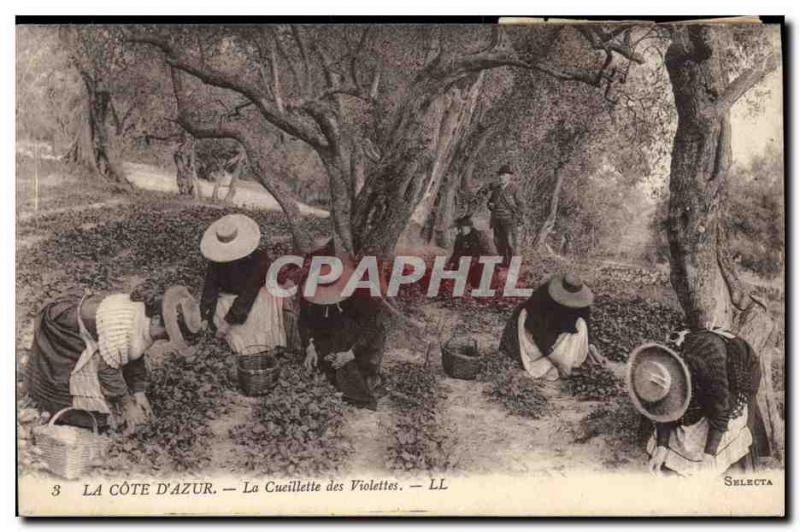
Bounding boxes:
14 16 785 516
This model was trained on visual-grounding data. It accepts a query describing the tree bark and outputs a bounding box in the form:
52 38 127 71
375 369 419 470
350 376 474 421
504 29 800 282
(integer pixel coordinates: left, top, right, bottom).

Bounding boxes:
665 25 782 459
167 65 314 252
425 119 496 247
532 163 566 251
173 136 198 196
63 71 130 189
133 27 649 257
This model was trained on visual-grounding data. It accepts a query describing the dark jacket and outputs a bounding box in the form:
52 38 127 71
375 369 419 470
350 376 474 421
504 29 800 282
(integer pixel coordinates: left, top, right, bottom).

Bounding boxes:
487 182 522 224
656 330 768 457
499 282 591 364
26 297 148 423
447 229 493 268
200 248 270 325
298 295 386 407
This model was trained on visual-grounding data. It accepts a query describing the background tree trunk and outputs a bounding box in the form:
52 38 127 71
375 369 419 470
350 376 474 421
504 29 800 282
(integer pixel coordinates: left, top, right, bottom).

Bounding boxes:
424 119 496 248
412 73 485 245
63 72 130 189
665 25 782 459
532 162 566 252
173 136 197 196
223 148 246 203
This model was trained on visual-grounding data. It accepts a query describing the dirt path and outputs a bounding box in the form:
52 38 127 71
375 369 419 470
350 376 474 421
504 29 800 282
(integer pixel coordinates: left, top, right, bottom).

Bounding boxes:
122 162 329 218
412 299 643 477
207 391 260 473
340 398 395 475
440 376 630 476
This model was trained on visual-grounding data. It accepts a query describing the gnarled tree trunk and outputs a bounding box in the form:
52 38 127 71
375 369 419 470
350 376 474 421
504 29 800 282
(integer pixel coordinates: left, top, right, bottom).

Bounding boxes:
665 25 782 459
412 72 485 246
532 162 566 252
424 119 496 248
63 71 130 189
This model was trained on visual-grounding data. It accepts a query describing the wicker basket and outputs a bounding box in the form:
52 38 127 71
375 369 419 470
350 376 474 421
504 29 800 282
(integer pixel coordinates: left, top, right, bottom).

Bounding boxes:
442 337 482 380
237 347 280 396
32 407 108 480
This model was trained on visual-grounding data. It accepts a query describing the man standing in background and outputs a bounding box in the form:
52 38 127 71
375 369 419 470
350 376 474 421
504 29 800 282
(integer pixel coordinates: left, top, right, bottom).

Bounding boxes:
487 164 522 266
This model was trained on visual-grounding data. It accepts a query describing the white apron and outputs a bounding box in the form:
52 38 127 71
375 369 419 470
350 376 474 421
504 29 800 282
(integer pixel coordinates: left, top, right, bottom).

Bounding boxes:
647 407 753 477
70 298 111 415
518 309 589 380
214 287 286 355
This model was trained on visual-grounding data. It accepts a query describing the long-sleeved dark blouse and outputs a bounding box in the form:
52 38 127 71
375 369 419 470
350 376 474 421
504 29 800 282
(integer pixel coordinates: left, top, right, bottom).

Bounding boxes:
200 248 270 325
656 330 761 455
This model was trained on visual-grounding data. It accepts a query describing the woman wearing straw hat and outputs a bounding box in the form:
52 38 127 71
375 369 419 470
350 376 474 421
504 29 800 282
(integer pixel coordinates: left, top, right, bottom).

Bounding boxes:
199 214 287 354
627 331 768 477
499 272 602 381
298 247 387 410
25 282 201 433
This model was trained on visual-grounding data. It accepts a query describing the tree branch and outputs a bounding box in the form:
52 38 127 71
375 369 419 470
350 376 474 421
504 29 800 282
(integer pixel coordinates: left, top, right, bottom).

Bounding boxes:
290 25 312 96
577 26 647 64
270 27 303 95
128 31 329 150
715 52 779 114
349 27 370 92
168 66 242 141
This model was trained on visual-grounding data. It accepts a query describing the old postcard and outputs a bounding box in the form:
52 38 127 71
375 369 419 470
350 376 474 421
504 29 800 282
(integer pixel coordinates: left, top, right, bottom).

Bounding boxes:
15 17 785 516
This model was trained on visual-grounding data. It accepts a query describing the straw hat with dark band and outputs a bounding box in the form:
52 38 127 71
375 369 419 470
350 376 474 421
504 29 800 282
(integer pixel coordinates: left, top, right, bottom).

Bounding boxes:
200 214 261 263
626 343 692 423
548 272 594 309
302 258 357 306
302 256 390 306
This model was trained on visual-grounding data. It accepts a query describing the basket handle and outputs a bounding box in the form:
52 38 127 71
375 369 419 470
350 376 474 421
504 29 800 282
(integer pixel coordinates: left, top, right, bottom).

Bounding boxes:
444 335 477 349
242 345 286 356
49 407 99 435
244 344 273 352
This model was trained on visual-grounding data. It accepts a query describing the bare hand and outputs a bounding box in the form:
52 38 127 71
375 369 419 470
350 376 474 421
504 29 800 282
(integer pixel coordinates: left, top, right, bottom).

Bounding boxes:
648 445 668 476
215 321 231 339
121 396 148 435
134 391 153 419
326 350 355 370
304 342 318 372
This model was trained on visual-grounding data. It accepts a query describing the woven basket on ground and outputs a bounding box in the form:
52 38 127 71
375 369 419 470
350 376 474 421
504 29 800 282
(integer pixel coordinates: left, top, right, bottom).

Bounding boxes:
442 337 482 380
237 346 281 396
32 407 108 480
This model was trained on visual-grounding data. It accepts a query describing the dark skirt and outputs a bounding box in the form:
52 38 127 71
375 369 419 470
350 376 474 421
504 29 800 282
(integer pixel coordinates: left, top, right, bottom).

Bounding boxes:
26 299 85 415
25 299 110 430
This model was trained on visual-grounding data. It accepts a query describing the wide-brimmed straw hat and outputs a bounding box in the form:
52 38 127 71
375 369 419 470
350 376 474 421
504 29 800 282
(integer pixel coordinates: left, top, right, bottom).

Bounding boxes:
200 214 261 263
302 255 390 306
626 343 692 423
548 272 594 309
302 256 358 306
162 285 202 348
